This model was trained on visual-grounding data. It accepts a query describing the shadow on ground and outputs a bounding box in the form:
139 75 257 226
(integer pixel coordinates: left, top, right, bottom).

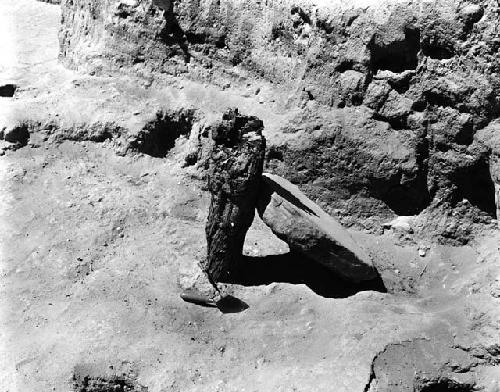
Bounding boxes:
225 252 387 298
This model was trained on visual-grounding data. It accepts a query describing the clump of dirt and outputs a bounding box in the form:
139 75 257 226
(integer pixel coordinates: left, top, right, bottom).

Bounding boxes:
73 374 147 392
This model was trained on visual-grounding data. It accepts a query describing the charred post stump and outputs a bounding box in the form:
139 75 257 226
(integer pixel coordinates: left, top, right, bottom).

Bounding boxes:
203 109 266 284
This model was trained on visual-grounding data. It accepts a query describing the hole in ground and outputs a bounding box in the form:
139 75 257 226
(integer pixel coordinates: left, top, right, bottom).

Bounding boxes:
2 124 30 147
224 252 386 298
0 84 17 97
131 109 196 158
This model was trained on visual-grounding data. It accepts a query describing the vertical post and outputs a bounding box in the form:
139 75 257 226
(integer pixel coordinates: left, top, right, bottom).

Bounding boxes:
203 108 266 283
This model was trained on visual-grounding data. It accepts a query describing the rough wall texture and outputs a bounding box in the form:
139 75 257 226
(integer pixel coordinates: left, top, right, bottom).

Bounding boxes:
59 0 500 242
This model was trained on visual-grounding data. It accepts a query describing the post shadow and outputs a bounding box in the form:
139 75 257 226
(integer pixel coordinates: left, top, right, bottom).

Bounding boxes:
222 251 387 299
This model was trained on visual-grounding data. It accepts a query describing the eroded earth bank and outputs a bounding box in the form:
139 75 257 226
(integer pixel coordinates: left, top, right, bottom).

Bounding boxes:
1 0 500 391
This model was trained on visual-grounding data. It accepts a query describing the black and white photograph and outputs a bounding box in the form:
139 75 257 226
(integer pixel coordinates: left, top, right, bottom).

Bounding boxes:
1 0 499 390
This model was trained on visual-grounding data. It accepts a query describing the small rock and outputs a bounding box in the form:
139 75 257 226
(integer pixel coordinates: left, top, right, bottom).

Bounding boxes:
418 247 427 257
178 254 217 299
383 216 414 233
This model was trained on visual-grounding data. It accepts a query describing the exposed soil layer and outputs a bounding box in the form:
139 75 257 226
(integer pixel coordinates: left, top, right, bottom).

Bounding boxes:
56 0 500 241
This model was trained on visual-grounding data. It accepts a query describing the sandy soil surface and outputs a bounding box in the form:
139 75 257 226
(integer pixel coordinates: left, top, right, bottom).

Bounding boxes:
1 1 500 391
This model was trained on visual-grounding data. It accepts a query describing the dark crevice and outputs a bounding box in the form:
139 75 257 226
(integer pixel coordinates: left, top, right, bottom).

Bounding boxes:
423 91 456 109
412 100 427 112
369 26 420 73
223 252 387 299
115 3 133 18
371 178 431 216
290 6 311 26
335 59 355 73
345 14 360 27
372 112 409 130
369 124 431 216
415 127 430 200
0 84 17 97
351 94 364 106
159 6 191 62
451 156 496 217
421 45 454 60
185 31 226 48
455 121 474 145
182 151 198 167
363 358 376 392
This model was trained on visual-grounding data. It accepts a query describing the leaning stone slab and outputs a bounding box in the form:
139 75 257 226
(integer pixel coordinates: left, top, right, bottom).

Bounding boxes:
257 173 376 282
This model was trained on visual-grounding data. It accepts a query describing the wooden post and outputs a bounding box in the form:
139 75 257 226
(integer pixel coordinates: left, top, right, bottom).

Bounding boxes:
203 108 266 283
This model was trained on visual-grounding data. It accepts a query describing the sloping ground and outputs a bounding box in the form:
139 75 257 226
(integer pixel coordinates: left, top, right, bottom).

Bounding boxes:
1 1 500 392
